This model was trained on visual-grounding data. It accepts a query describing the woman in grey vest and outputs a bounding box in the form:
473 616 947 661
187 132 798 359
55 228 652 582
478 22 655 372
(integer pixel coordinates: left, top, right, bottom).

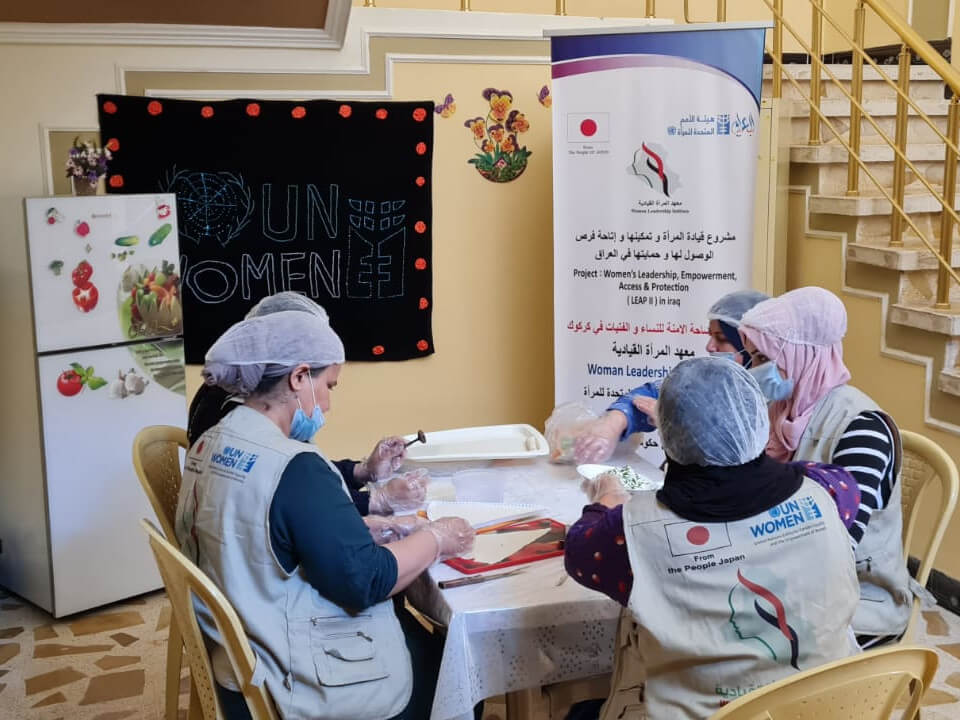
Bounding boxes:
565 357 859 719
175 308 474 720
187 291 429 523
738 286 913 647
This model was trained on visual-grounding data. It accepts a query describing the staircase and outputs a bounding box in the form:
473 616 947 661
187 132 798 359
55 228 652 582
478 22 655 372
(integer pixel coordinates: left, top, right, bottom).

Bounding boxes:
765 63 960 434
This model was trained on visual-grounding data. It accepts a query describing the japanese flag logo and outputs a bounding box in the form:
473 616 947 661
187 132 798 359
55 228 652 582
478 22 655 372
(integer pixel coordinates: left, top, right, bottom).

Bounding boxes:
664 521 732 557
568 113 610 143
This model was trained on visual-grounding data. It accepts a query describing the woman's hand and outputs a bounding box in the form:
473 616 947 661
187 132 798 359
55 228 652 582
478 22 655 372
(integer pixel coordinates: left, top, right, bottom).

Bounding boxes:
423 517 475 562
580 471 630 507
368 468 429 514
631 395 658 427
574 412 626 464
364 514 428 545
359 436 407 481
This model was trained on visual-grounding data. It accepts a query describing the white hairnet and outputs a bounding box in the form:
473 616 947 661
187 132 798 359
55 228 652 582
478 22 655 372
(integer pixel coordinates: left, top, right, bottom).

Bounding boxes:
203 310 345 395
706 290 770 328
245 291 329 320
657 357 769 466
739 286 847 346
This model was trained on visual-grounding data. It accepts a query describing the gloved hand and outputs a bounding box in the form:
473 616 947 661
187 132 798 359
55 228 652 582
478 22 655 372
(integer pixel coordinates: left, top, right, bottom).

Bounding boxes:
368 468 429 514
361 436 407 481
574 417 621 464
364 514 428 545
422 517 475 562
631 396 658 427
580 471 629 504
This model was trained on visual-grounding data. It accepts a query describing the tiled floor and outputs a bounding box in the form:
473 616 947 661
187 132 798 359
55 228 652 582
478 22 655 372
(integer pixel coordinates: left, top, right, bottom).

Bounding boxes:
0 585 959 719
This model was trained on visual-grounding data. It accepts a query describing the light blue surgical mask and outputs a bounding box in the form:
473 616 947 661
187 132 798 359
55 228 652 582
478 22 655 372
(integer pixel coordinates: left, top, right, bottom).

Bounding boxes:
748 362 794 403
708 351 738 363
289 375 325 442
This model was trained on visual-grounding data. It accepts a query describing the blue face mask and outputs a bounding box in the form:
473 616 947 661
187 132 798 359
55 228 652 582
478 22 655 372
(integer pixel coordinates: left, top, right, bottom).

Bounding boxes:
289 375 325 443
749 362 795 403
708 351 739 363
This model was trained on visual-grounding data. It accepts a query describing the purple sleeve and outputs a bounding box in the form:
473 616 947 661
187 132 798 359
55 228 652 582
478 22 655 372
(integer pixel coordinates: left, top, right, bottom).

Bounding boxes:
792 461 861 530
564 504 633 606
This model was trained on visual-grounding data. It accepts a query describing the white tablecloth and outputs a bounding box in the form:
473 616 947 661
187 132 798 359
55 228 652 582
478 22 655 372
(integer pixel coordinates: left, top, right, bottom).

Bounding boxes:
404 452 664 720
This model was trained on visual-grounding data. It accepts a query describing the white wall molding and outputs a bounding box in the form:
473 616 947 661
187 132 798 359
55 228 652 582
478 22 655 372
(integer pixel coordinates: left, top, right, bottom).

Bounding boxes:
2 6 665 50
0 0 351 49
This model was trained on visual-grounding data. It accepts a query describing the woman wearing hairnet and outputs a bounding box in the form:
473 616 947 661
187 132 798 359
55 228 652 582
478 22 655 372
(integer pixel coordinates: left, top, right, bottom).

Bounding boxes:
739 286 915 648
187 292 427 522
574 289 769 464
565 357 858 720
175 308 474 720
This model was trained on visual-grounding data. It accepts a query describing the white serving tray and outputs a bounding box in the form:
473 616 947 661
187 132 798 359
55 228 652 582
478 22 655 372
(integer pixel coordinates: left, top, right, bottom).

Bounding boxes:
403 424 548 462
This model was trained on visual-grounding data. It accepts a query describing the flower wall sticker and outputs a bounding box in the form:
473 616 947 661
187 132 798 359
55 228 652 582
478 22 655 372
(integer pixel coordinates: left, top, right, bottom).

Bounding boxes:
435 93 456 118
538 85 552 108
465 88 532 183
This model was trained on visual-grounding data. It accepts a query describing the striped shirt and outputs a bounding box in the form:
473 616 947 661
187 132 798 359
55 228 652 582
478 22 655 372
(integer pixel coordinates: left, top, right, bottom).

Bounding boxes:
830 411 896 545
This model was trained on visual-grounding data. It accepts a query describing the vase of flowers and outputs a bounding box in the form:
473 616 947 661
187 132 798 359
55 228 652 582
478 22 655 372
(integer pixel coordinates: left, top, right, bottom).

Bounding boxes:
465 88 532 183
66 137 111 196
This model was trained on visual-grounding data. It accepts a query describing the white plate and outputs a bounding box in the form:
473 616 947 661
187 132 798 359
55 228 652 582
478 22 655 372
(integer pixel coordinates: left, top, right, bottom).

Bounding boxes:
404 424 548 462
576 463 664 491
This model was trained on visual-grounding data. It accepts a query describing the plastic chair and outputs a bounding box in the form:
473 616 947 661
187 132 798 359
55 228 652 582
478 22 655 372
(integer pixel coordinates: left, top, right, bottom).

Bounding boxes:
708 645 938 720
141 518 279 720
133 425 189 720
899 429 959 640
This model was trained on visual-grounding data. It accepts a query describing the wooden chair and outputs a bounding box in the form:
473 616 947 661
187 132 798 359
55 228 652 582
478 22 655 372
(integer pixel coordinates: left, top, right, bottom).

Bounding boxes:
709 645 938 720
898 429 959 640
132 425 189 720
141 518 279 720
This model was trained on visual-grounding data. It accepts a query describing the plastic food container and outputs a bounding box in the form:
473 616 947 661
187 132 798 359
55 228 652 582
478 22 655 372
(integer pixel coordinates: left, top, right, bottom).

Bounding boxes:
403 424 548 462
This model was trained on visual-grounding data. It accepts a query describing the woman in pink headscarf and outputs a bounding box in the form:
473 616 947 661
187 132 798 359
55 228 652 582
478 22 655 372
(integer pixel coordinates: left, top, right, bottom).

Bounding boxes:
738 286 914 648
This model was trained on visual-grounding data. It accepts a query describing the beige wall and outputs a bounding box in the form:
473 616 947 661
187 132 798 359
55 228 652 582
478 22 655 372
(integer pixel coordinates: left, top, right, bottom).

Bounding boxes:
911 0 951 41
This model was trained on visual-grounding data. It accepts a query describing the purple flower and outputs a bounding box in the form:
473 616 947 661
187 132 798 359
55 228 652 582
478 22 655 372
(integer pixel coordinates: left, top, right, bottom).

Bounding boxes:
538 85 550 102
482 87 512 102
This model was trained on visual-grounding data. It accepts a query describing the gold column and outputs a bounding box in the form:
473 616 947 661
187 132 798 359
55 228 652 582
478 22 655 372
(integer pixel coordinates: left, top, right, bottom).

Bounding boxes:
890 45 912 247
363 0 375 6
646 0 656 18
936 95 960 309
846 2 866 195
772 0 782 99
556 0 566 16
809 0 824 145
716 0 726 22
461 0 471 10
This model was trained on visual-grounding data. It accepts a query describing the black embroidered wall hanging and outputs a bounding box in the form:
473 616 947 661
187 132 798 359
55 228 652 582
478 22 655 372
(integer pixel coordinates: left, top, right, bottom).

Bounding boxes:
98 95 434 363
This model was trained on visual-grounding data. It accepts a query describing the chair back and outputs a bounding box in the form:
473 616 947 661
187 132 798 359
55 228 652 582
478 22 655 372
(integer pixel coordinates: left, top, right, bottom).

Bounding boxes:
133 425 188 540
708 645 938 720
899 429 959 638
141 518 279 720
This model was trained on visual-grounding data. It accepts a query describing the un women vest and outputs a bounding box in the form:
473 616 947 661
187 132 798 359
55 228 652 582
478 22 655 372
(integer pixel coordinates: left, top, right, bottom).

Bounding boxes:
792 384 912 637
600 479 858 720
176 406 412 720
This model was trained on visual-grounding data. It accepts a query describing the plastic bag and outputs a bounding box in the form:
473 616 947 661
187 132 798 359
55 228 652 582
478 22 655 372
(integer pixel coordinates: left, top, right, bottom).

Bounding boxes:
544 401 599 464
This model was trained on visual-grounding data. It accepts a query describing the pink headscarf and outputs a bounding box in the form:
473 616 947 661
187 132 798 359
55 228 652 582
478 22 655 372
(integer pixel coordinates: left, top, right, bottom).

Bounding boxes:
738 287 851 461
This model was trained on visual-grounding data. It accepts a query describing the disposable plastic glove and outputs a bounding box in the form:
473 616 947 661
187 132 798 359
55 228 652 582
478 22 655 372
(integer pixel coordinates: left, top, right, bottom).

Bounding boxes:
574 417 621 464
368 468 429 514
361 436 407 481
580 470 630 505
364 514 428 545
422 517 475 562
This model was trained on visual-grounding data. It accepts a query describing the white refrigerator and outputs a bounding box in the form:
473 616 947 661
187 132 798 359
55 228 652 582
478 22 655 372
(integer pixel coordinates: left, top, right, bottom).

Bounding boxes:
11 193 187 616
